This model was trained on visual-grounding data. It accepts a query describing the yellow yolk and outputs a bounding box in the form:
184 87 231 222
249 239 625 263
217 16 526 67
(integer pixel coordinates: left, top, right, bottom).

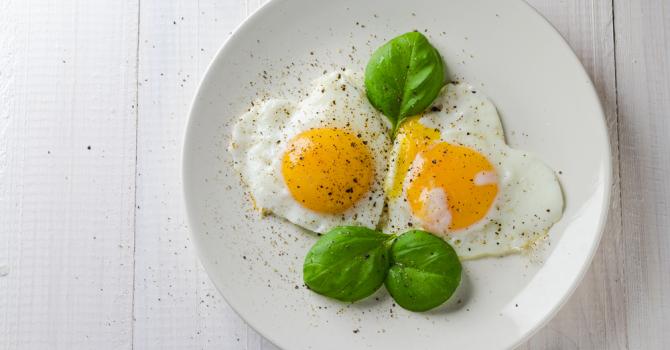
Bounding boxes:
282 128 374 214
387 116 440 199
406 142 498 231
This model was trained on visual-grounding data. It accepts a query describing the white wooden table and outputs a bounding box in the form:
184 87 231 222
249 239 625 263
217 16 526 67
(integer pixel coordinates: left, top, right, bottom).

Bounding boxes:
1 0 668 348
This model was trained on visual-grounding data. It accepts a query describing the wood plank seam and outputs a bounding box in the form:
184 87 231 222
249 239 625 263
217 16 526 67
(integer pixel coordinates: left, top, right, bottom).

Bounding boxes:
616 0 630 349
131 1 142 349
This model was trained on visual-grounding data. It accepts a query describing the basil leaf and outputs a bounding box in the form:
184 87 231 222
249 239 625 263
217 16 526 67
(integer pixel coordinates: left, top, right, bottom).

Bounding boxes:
303 226 393 302
385 230 462 311
365 32 445 133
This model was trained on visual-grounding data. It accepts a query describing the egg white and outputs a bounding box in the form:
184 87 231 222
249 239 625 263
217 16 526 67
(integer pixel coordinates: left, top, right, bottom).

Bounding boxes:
230 71 391 233
383 83 564 259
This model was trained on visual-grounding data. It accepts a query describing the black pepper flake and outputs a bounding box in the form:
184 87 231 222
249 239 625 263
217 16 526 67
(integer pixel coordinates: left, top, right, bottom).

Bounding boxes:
353 329 359 334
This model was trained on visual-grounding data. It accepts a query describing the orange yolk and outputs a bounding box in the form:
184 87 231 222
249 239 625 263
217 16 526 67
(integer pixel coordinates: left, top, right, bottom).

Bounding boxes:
281 128 374 214
407 142 498 232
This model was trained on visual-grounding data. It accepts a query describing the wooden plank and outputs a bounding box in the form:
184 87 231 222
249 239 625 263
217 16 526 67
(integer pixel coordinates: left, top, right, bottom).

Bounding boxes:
0 0 138 349
519 0 626 349
614 0 670 348
133 0 274 348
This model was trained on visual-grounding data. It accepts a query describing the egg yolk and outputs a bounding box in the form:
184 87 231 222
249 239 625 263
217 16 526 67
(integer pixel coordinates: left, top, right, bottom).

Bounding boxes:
387 116 440 199
407 142 498 232
282 128 374 214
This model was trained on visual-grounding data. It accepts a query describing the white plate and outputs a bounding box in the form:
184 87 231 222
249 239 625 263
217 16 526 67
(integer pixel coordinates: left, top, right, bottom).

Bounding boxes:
183 0 611 348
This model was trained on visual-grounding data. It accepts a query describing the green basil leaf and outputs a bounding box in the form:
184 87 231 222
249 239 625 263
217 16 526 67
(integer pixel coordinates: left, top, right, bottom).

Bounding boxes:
303 226 393 302
364 31 445 133
385 230 462 311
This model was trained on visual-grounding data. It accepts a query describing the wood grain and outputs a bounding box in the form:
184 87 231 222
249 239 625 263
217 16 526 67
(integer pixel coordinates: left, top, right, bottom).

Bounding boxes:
0 0 138 349
614 0 670 348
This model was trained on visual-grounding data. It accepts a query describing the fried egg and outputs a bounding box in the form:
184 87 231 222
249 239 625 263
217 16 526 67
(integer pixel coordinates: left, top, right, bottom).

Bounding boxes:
230 71 391 233
382 83 563 259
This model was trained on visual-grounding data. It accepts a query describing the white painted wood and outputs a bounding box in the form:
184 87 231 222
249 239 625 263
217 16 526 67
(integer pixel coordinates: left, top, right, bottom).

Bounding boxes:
0 1 138 349
614 0 670 348
133 0 274 349
519 1 626 349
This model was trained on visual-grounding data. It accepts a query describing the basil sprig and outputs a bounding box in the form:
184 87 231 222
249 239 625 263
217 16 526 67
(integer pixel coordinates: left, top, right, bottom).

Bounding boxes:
365 32 445 134
303 227 462 311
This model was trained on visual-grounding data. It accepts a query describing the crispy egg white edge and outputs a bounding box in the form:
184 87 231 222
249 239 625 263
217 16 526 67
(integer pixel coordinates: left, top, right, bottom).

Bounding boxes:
382 83 564 259
230 71 391 233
